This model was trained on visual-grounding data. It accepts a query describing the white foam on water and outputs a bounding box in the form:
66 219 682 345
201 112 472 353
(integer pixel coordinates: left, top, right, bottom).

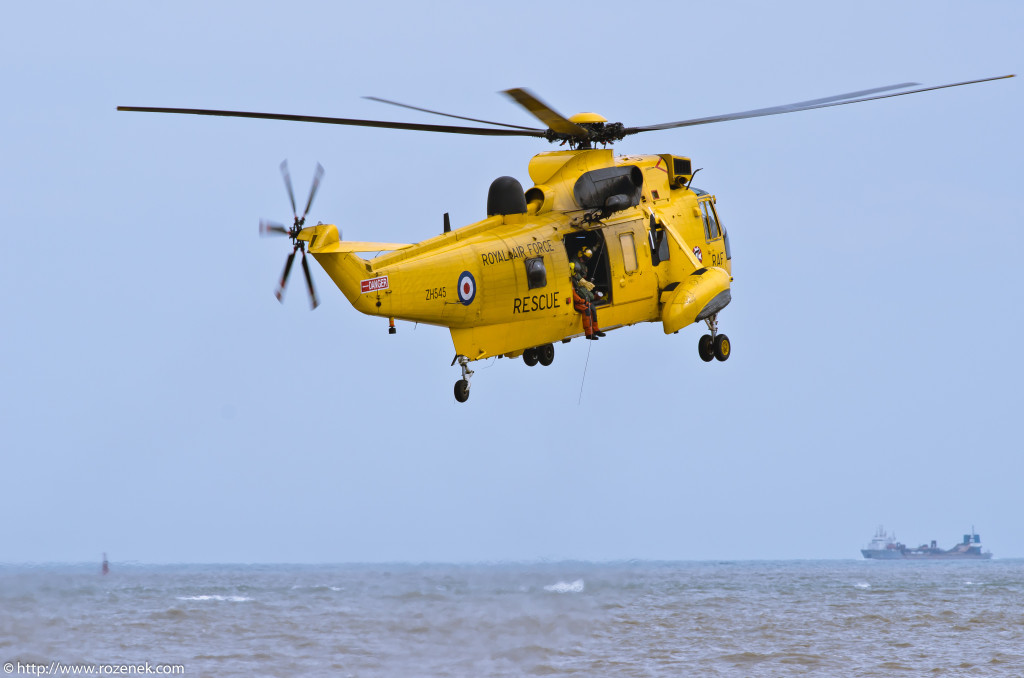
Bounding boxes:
177 594 253 602
544 579 584 593
854 582 870 589
290 585 343 592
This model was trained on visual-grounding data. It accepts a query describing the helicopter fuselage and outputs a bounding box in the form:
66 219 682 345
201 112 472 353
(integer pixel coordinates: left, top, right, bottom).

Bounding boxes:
298 148 732 361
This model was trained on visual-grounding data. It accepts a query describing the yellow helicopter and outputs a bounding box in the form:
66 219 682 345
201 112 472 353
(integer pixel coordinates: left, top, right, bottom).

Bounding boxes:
119 75 1012 402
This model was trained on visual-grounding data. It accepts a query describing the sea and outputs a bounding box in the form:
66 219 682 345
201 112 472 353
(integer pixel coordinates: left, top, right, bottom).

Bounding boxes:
2 560 1022 677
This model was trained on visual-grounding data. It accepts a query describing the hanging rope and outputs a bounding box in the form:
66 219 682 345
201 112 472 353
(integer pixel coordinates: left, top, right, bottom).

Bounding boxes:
578 340 593 406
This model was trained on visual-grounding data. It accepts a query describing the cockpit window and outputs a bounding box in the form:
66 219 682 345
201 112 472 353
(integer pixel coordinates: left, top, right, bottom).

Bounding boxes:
700 201 721 240
525 256 547 289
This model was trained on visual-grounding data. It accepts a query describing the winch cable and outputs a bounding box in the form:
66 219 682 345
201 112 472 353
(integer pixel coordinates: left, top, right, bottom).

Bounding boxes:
578 340 593 407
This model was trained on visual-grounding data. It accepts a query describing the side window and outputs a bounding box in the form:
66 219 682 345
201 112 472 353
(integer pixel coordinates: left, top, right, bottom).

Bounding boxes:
700 201 721 240
525 256 547 289
711 203 731 260
708 202 723 241
619 233 638 273
648 220 670 266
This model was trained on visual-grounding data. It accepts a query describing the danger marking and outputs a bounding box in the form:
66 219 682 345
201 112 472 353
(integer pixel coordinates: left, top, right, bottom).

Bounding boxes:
361 276 389 293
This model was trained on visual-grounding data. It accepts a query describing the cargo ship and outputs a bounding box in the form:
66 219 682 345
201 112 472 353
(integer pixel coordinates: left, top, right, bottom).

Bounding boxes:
861 526 993 559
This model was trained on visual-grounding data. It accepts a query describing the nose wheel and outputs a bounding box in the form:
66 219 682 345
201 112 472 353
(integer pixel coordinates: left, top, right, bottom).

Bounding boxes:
698 315 730 362
698 334 715 362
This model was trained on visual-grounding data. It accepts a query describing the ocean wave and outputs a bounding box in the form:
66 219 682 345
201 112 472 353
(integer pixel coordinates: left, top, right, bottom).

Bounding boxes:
544 579 584 593
290 585 343 592
176 594 253 602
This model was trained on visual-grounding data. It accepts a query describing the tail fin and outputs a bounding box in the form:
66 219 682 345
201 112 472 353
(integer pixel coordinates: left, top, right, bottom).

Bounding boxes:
298 224 410 308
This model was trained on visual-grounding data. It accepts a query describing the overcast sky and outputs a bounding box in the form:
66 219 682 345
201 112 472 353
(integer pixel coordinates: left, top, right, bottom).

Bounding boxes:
2 1 1020 563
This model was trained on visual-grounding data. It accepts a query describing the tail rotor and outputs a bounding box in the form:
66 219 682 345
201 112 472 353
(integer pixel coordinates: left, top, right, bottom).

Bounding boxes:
260 161 324 310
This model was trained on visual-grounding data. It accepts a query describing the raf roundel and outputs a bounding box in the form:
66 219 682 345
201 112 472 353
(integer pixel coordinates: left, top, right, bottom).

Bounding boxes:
457 271 476 305
693 245 703 263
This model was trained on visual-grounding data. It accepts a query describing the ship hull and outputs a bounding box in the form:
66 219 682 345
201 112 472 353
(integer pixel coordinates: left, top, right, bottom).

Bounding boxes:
861 549 903 559
861 549 993 560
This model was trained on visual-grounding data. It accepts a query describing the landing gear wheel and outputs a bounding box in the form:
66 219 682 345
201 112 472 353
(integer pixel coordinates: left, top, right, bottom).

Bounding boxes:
523 348 539 366
454 379 470 403
538 343 555 366
698 334 715 362
714 334 731 362
453 355 474 404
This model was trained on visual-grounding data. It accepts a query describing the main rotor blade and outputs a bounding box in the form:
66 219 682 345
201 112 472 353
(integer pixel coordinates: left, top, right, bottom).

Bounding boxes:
364 96 543 132
116 106 548 138
630 82 919 133
502 88 589 137
280 160 298 218
628 75 1015 133
259 219 289 237
300 250 319 310
302 163 324 222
